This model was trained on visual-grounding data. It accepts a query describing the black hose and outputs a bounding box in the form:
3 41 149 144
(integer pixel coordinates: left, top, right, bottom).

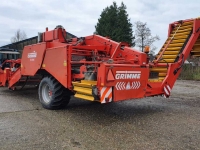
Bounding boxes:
72 37 85 46
173 54 184 75
158 57 169 69
61 29 68 43
15 76 28 90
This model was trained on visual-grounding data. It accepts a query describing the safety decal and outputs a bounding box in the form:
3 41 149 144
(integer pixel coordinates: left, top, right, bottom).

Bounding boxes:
163 84 171 98
115 81 141 90
100 87 112 103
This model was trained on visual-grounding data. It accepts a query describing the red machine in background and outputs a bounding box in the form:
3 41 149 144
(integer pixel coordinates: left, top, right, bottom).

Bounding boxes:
0 18 200 109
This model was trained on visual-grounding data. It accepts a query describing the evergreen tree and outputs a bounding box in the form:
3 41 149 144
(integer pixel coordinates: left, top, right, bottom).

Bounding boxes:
95 2 135 46
116 2 135 46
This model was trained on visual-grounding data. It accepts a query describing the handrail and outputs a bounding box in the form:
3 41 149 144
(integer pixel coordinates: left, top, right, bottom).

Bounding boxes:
154 24 181 63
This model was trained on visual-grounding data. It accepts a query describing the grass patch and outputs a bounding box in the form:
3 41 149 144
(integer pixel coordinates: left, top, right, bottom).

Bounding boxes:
179 65 200 80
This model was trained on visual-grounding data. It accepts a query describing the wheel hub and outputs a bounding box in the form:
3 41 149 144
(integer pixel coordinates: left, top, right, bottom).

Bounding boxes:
42 83 52 103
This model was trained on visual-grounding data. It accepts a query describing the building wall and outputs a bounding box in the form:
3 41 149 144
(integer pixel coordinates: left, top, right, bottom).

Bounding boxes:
0 32 76 56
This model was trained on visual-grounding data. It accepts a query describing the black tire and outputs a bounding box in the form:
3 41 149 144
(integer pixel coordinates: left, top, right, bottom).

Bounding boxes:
38 76 71 110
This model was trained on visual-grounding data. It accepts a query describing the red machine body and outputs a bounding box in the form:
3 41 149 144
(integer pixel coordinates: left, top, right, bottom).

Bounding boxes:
0 18 200 109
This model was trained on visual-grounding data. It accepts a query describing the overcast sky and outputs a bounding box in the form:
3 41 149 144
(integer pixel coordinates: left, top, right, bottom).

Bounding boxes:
0 0 199 53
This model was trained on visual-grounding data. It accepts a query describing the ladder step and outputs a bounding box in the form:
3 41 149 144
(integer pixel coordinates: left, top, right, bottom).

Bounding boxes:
159 73 167 77
192 54 200 57
193 45 200 48
191 52 200 55
150 68 167 72
163 43 184 48
148 79 163 82
192 46 200 51
72 80 97 88
191 50 200 53
81 80 97 85
159 51 179 55
72 82 93 88
172 28 192 33
168 39 186 43
174 24 193 30
181 21 193 25
158 77 165 80
170 31 191 37
73 86 93 95
196 39 200 42
74 93 94 101
161 55 177 59
171 35 188 39
167 43 184 47
158 59 175 63
162 47 182 51
156 55 177 59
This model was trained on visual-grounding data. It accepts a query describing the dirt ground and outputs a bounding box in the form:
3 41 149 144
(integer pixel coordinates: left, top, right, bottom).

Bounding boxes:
0 80 200 150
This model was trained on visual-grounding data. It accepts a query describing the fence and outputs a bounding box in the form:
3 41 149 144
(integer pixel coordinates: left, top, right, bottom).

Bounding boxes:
179 64 200 80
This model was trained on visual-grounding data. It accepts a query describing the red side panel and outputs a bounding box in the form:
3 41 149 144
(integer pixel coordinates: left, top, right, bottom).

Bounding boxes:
97 64 149 102
43 28 66 43
42 46 68 88
113 67 149 101
21 43 46 76
0 69 6 86
8 69 21 88
0 68 11 86
43 30 55 41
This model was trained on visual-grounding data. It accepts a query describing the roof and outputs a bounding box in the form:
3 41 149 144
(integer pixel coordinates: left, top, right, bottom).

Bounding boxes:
0 48 18 51
0 31 77 49
0 51 20 54
0 48 20 54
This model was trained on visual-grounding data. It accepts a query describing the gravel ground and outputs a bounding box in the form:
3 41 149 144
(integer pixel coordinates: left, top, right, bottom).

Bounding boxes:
0 80 200 150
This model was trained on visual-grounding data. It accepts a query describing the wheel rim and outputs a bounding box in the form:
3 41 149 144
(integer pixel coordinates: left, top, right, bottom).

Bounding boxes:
42 83 52 103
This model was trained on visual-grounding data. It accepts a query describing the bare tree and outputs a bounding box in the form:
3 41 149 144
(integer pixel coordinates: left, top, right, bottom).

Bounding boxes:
11 29 27 43
135 21 160 54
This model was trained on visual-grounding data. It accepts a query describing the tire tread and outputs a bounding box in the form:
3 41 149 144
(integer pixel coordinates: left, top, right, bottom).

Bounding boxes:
39 76 71 109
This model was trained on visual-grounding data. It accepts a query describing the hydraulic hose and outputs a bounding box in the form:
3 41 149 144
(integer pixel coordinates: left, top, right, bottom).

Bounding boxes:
173 54 184 75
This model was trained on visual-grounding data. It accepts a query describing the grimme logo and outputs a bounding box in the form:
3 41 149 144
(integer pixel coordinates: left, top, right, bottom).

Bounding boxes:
28 51 37 58
115 71 141 79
